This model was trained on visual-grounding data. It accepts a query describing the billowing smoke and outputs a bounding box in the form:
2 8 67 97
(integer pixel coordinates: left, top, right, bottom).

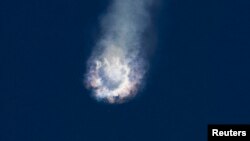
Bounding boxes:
85 0 154 104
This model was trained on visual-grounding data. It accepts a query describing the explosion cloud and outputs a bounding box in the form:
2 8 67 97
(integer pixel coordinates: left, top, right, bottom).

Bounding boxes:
85 0 154 104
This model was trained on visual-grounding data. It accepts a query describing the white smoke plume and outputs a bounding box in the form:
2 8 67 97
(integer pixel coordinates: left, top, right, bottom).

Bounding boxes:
85 0 154 104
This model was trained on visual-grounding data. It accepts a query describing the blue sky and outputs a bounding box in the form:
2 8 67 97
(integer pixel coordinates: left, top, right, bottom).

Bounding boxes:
1 0 250 140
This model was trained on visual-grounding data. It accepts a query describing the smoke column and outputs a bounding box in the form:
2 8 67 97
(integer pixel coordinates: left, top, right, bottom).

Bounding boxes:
85 0 154 104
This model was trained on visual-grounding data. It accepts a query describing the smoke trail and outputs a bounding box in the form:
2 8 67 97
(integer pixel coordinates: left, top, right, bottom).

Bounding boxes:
85 0 154 104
